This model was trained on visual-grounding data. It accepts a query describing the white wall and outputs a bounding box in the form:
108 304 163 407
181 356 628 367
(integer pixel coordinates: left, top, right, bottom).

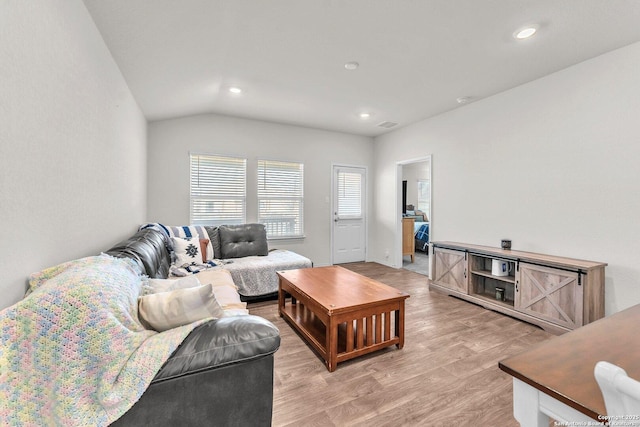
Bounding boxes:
0 1 147 310
373 41 640 315
148 113 373 267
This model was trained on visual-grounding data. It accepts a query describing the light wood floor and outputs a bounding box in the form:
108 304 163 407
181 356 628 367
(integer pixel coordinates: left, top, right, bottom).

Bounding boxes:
249 262 553 427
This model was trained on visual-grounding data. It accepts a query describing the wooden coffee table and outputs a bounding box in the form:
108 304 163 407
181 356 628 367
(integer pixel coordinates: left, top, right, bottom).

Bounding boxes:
277 266 409 372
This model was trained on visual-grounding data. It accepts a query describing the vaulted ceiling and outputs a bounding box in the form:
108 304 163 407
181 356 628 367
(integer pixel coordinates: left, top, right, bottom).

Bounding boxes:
83 0 640 136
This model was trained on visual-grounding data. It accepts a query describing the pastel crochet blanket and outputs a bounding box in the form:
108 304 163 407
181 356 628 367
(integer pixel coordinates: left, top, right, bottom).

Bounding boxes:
0 255 204 426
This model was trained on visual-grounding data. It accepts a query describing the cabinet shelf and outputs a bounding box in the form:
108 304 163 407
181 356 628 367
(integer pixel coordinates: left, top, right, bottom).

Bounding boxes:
470 269 515 284
471 292 514 309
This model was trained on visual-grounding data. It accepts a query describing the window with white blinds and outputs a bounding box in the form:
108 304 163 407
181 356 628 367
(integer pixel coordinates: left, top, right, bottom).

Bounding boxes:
190 154 246 226
417 179 430 220
337 171 362 218
257 159 304 238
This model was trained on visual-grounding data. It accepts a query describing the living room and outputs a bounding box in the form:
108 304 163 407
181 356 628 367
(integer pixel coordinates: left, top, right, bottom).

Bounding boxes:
2 1 640 425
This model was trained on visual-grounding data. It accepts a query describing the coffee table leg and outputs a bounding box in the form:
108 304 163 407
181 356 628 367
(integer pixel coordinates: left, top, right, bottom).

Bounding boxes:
278 286 285 318
327 319 338 372
396 302 405 349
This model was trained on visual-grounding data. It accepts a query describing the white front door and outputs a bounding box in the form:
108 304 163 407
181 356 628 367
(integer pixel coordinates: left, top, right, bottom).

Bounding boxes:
332 166 366 264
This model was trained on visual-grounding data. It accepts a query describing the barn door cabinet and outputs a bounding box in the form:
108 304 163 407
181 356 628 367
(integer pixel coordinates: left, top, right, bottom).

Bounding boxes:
430 242 606 334
432 247 468 294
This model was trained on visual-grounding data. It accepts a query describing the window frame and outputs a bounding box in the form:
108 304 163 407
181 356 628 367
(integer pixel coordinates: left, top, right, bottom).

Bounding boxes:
189 153 247 226
257 158 305 240
336 169 364 220
417 179 430 221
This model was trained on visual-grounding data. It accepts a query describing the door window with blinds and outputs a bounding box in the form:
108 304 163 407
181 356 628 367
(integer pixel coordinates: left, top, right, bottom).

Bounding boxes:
190 154 246 226
258 159 304 238
337 170 363 218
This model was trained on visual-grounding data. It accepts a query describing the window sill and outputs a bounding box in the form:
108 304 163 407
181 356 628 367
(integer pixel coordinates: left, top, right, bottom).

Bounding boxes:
267 235 306 242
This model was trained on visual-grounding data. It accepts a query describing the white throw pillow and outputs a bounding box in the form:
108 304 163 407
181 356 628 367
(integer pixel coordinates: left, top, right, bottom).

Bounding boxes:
138 283 224 332
172 236 204 266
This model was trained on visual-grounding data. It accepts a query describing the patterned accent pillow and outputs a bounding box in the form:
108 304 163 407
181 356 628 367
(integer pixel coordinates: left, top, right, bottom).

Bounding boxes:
138 283 225 332
139 224 214 261
172 236 203 266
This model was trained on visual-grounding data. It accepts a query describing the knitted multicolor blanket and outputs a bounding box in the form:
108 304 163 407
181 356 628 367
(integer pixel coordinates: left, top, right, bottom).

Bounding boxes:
0 255 203 426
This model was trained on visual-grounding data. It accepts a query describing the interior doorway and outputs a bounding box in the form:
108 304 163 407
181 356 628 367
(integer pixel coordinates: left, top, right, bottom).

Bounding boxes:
396 156 431 276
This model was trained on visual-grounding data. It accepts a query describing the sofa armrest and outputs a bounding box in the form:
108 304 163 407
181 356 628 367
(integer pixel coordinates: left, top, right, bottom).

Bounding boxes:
113 316 278 427
152 315 280 383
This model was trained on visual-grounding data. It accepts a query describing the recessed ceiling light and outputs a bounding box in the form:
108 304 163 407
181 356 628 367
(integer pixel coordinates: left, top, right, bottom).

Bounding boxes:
359 112 371 119
228 87 242 94
345 61 359 70
514 26 538 39
456 96 472 104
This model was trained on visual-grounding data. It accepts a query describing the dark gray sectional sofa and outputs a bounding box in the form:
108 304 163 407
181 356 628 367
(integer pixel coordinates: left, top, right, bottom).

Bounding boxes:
106 227 281 426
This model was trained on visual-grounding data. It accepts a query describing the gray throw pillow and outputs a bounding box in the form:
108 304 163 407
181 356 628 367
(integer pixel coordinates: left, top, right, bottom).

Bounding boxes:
218 224 268 259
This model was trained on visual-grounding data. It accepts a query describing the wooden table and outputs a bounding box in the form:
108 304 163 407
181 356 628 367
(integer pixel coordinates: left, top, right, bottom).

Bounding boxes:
499 304 640 426
277 266 409 372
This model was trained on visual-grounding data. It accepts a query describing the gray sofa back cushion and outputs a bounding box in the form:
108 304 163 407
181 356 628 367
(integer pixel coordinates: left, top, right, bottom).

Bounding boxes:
218 224 268 259
204 226 222 259
105 228 173 278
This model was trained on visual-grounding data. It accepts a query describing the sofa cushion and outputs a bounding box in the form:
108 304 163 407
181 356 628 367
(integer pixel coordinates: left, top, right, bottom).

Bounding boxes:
152 315 280 382
204 226 221 259
138 283 225 332
105 228 173 278
218 224 268 259
222 249 312 297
